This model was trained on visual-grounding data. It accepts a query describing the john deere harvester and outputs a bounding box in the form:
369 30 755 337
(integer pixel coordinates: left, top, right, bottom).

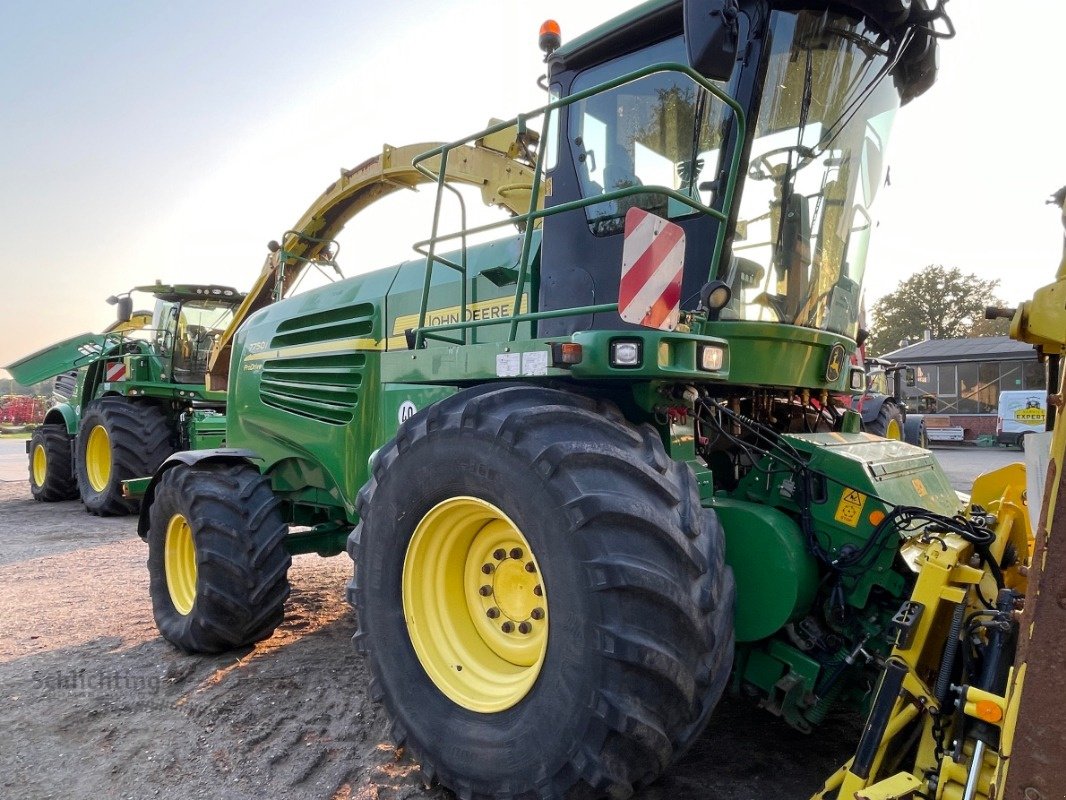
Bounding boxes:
132 1 982 796
7 283 243 514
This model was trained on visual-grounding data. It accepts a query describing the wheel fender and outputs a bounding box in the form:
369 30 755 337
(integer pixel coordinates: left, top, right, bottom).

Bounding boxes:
136 449 261 539
43 404 78 436
860 395 887 426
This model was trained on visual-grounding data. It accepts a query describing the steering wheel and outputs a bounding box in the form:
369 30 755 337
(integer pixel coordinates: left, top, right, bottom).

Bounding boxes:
747 145 817 182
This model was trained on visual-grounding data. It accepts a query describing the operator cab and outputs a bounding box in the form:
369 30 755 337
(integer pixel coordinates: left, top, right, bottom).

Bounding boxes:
540 0 949 341
139 285 245 384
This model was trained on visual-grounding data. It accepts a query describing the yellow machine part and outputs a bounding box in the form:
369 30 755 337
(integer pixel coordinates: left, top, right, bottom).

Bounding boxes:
207 135 542 390
401 496 547 713
815 190 1066 799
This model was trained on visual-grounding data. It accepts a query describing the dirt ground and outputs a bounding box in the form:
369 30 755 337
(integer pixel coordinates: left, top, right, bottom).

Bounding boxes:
0 475 857 800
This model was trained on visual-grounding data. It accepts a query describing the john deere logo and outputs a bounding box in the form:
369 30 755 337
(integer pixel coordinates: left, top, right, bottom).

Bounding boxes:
1014 406 1045 426
825 344 846 382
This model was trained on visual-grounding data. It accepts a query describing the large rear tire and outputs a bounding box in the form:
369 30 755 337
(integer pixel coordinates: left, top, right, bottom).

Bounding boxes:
866 400 905 440
28 424 78 501
74 399 174 516
147 463 292 653
349 385 734 799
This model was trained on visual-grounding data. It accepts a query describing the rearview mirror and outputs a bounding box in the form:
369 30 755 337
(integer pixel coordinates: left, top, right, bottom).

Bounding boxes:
905 368 916 387
684 0 740 81
115 296 133 324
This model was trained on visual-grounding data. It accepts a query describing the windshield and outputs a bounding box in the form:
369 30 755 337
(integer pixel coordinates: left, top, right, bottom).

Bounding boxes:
155 298 239 383
721 10 900 336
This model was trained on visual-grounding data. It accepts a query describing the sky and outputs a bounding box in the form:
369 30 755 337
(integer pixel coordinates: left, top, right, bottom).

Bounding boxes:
2 0 1065 377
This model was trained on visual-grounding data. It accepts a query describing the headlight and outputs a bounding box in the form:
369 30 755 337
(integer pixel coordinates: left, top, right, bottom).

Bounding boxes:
849 368 865 391
698 345 725 372
609 340 642 368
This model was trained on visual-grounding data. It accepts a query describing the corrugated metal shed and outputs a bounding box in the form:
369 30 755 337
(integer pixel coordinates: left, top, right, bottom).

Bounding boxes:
882 336 1036 364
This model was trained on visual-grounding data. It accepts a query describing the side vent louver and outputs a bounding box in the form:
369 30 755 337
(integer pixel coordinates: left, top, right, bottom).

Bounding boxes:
259 303 374 424
269 303 375 348
260 353 364 424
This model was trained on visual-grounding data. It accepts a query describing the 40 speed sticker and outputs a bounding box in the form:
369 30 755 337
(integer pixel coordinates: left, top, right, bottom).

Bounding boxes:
398 400 417 424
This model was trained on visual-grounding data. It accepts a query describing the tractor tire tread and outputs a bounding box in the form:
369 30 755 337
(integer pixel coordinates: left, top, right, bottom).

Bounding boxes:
28 424 78 501
147 463 291 653
348 385 734 800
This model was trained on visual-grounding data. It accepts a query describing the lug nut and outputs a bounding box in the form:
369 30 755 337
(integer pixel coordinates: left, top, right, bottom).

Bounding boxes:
481 563 494 574
531 607 544 620
525 561 536 573
533 585 543 596
486 607 500 619
501 621 514 633
479 585 492 597
510 547 523 559
518 622 532 634
493 548 506 560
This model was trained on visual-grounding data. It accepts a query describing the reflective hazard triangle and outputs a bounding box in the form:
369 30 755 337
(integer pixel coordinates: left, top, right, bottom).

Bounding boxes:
105 361 126 382
618 207 685 331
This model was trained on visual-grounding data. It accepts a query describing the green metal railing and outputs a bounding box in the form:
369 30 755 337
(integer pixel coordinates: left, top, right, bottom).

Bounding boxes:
410 62 746 349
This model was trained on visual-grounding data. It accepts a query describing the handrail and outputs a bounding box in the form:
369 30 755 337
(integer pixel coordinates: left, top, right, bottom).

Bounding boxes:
409 62 746 348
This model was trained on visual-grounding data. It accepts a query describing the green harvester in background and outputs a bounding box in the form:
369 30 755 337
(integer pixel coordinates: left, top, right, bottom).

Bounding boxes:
6 283 243 515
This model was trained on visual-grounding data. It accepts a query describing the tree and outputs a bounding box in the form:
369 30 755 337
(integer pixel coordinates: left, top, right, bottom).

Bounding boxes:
868 265 1009 355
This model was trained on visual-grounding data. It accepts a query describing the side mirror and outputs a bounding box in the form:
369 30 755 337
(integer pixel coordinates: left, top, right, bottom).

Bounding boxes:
684 0 740 81
107 295 133 324
905 368 916 387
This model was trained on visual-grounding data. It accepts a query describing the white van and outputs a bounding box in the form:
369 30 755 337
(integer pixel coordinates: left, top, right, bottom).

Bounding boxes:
997 390 1048 446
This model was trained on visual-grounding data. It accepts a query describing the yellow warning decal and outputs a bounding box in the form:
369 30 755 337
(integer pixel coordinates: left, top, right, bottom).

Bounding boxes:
834 488 868 528
911 477 928 497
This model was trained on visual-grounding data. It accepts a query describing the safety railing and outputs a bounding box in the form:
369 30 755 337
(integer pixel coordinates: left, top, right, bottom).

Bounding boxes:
408 62 746 349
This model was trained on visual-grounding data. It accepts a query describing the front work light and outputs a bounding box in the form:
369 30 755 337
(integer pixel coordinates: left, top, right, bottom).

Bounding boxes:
849 368 865 391
609 340 642 368
698 345 725 372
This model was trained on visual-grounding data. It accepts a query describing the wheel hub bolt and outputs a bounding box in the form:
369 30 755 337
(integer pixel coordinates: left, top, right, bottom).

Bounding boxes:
509 547 523 559
481 563 494 574
518 621 532 634
479 585 493 596
524 561 536 573
533 585 543 596
531 607 544 620
486 607 500 619
501 621 515 633
493 548 506 560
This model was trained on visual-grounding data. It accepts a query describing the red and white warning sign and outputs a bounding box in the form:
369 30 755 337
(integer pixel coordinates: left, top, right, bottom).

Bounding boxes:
105 361 127 382
618 207 685 331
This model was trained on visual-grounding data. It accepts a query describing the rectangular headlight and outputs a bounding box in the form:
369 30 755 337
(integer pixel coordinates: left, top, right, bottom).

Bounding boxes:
698 345 724 372
609 340 642 368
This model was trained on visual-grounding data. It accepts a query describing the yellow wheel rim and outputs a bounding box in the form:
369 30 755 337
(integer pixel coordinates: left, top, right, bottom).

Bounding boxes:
885 418 903 441
32 444 47 487
85 425 112 492
402 496 548 713
164 513 197 615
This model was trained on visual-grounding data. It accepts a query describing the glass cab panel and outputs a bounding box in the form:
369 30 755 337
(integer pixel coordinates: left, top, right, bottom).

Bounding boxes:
722 10 901 336
154 298 238 383
569 37 731 236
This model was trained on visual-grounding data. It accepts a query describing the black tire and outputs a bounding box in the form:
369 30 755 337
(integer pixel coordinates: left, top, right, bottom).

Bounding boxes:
74 399 175 516
349 385 735 799
903 415 928 449
28 424 78 501
147 462 292 653
866 400 905 440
